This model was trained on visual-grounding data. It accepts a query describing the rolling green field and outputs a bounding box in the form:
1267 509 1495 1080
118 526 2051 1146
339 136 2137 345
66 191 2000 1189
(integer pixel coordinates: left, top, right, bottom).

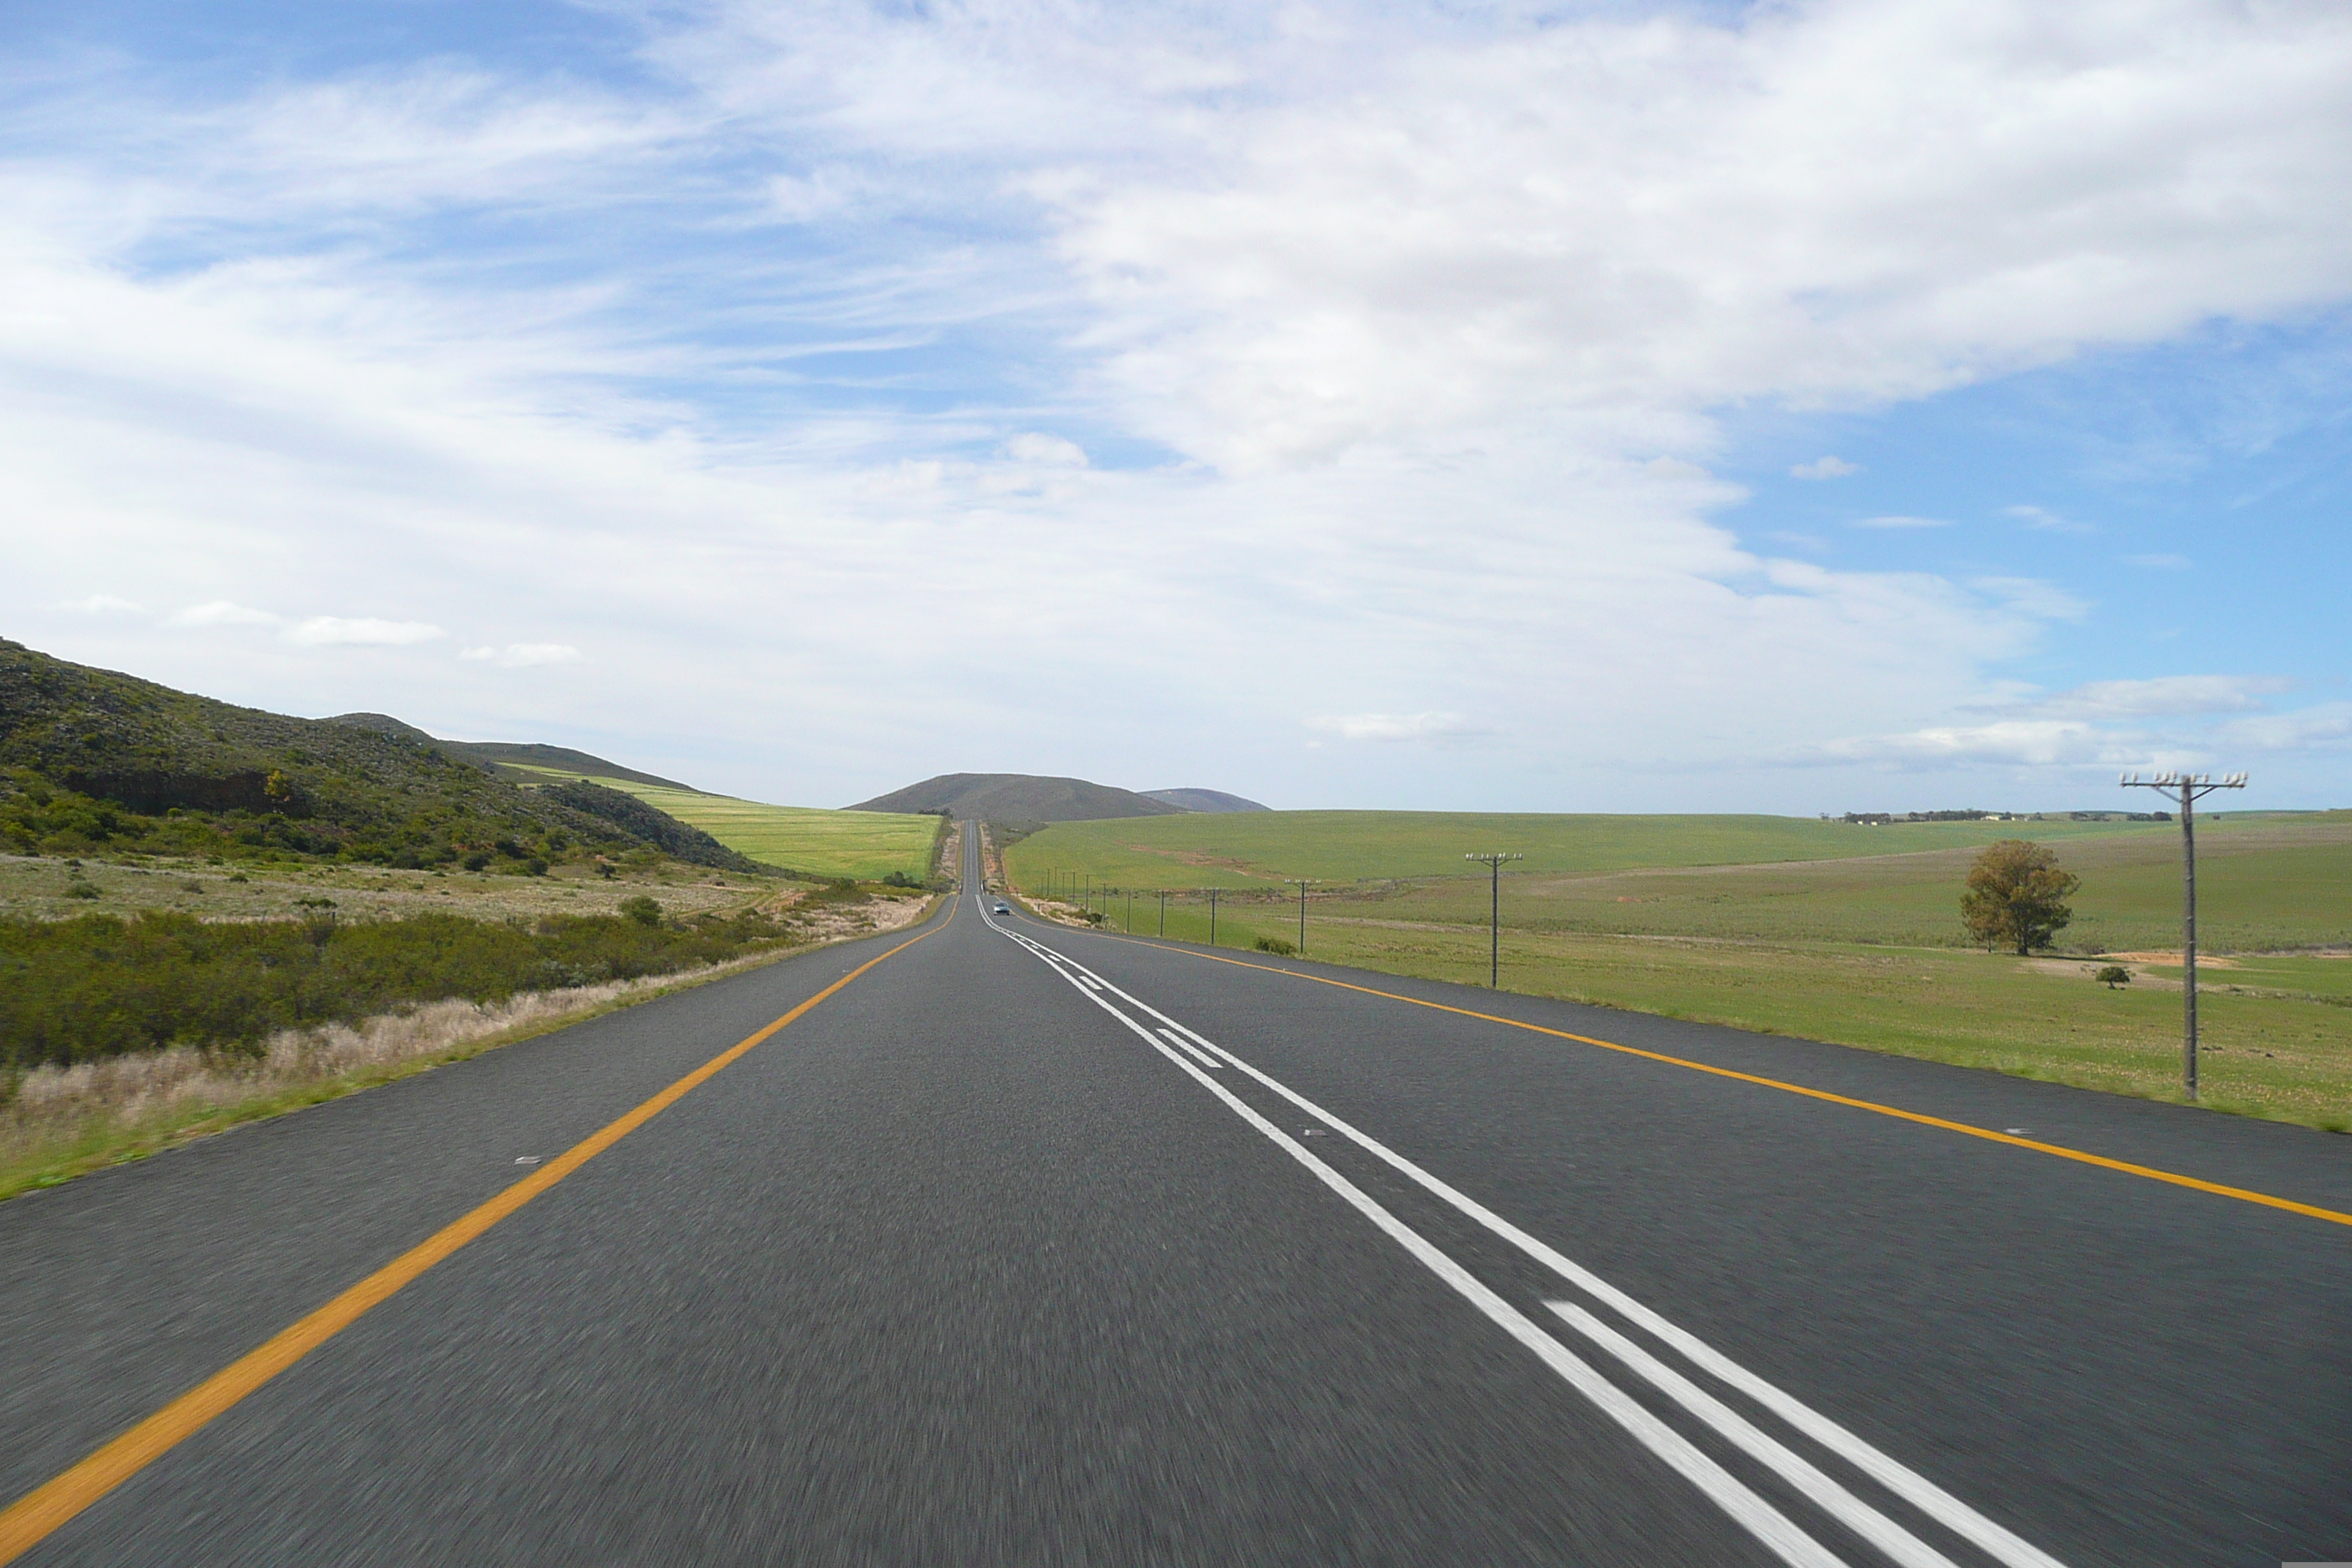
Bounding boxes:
506 766 939 881
1006 810 2352 1128
1006 808 2190 889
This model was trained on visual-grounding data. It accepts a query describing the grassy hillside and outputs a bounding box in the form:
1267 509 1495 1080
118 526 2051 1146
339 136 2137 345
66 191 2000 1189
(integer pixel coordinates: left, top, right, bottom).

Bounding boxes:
1 640 754 874
503 766 940 881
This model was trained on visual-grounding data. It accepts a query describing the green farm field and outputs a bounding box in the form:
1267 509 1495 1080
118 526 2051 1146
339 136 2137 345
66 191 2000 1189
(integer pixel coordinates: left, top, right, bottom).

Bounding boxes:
1007 808 2195 888
1005 810 2352 1128
507 766 940 881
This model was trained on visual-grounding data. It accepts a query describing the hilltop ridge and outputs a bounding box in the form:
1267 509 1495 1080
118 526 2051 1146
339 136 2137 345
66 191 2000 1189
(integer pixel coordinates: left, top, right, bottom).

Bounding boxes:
848 772 1186 822
319 715 699 792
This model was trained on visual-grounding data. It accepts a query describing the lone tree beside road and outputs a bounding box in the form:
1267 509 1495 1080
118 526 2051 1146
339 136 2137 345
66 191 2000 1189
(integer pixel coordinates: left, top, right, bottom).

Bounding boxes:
1961 840 2081 955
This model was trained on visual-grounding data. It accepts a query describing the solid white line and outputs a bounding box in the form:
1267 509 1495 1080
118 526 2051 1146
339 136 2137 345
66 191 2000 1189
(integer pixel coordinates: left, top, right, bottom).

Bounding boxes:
1546 1301 1959 1568
1003 916 2069 1568
1157 1027 1224 1069
988 914 1848 1568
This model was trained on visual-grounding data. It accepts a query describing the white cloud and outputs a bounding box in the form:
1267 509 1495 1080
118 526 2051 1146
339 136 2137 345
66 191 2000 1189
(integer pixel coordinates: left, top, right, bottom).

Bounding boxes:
1803 720 2136 768
57 594 143 614
2125 553 2193 570
1971 577 2091 622
2026 674 2291 720
462 643 583 667
3 1 2350 809
2005 504 2092 534
2222 702 2352 753
1308 712 1484 745
1852 515 1948 529
1789 456 1858 480
1003 433 1088 467
169 601 283 628
287 617 445 647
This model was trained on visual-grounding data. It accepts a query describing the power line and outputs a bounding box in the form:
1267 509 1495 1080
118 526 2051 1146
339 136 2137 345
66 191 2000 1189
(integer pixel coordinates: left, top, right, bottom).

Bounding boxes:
2119 770 2247 1101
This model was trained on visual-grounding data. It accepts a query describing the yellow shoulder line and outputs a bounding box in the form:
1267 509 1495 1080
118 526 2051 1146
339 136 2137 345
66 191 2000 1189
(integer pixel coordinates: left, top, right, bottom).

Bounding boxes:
1099 932 2352 1232
0 910 951 1565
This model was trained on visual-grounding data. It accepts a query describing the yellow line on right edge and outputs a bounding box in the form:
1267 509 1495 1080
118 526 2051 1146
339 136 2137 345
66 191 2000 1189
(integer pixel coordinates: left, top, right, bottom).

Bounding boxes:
1096 930 2352 1232
0 902 954 1567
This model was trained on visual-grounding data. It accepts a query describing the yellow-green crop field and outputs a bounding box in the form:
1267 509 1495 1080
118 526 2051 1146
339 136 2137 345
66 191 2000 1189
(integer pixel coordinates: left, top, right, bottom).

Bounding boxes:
1008 810 2352 1128
508 766 938 881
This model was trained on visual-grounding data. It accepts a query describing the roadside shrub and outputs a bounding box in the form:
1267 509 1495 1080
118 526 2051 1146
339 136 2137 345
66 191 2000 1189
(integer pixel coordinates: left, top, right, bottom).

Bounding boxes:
1254 935 1297 956
881 870 920 889
618 896 662 927
0 908 790 1071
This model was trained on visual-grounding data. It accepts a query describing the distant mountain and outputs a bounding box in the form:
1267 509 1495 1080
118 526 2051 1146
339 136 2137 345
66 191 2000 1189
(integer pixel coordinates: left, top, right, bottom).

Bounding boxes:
1144 788 1269 813
0 639 755 872
319 716 699 793
848 772 1187 822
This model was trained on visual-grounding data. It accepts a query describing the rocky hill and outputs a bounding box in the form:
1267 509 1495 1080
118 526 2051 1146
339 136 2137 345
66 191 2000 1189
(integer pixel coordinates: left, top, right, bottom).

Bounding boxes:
1 638 755 872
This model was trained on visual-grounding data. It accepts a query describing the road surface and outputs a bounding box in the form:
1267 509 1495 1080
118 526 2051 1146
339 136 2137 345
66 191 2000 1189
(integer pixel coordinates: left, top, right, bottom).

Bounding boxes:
1 826 2347 1565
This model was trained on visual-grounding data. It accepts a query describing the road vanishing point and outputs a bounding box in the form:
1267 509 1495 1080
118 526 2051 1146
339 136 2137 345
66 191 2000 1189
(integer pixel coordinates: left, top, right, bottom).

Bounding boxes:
2 827 2347 1565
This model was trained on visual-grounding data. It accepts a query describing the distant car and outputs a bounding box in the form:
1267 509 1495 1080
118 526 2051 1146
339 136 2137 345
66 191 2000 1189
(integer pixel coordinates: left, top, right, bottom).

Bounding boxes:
992 902 1010 915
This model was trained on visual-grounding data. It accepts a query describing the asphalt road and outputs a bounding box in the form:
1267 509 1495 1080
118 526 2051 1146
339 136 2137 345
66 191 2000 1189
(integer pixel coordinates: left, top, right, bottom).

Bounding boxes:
1 826 2347 1566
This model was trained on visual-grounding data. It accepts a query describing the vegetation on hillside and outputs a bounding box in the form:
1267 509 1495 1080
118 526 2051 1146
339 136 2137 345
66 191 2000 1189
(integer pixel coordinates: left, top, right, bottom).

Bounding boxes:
0 638 755 874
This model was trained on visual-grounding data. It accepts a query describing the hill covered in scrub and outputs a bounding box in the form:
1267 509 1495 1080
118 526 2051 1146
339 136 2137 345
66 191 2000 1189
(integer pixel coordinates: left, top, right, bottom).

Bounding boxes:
848 772 1188 822
0 638 757 873
320 715 698 791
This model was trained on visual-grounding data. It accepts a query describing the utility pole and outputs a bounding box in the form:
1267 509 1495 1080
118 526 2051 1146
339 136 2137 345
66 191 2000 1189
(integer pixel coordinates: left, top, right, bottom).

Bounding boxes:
1158 889 1168 937
1124 888 1132 933
1285 879 1316 954
2120 770 2247 1101
1464 852 1523 987
1207 888 1220 947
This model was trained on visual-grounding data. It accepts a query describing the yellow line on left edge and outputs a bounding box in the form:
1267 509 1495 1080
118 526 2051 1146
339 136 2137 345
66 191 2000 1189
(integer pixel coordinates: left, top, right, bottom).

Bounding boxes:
0 905 952 1566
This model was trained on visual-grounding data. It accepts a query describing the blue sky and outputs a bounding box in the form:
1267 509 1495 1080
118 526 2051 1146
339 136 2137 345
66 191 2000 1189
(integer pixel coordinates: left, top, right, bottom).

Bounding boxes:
4 0 2348 813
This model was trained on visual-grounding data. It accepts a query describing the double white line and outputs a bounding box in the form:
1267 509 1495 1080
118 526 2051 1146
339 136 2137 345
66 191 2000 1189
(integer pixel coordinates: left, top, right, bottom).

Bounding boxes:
987 908 2066 1568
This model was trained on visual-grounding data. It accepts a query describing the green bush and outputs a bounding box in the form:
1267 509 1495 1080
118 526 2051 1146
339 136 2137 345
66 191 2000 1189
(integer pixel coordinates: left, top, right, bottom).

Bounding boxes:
0 908 789 1070
618 896 662 927
1254 935 1297 956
